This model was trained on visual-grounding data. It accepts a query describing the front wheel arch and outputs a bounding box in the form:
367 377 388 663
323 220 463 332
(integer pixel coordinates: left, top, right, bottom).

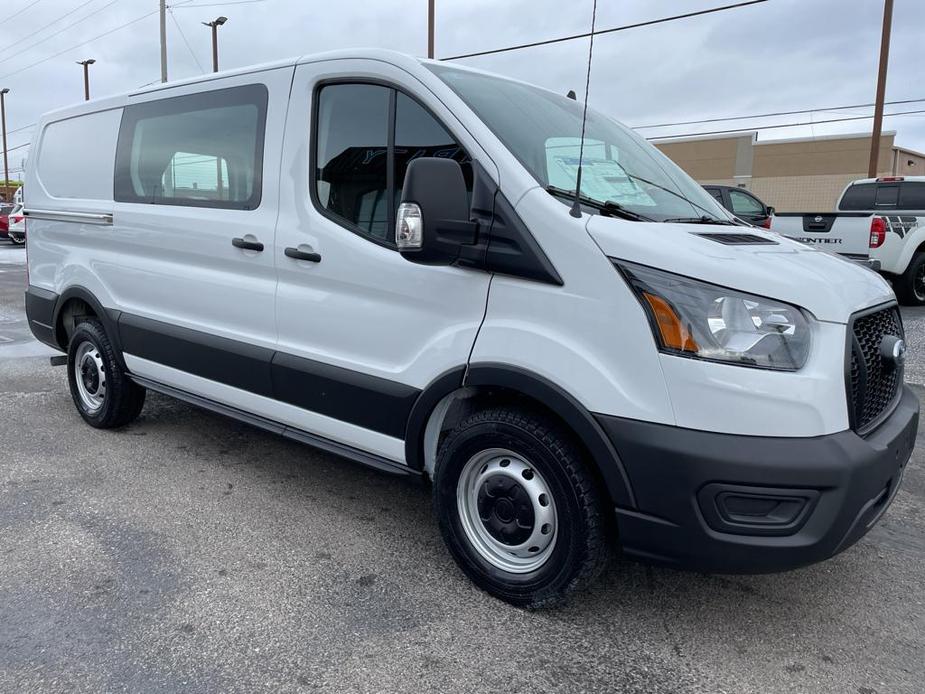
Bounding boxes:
406 363 636 510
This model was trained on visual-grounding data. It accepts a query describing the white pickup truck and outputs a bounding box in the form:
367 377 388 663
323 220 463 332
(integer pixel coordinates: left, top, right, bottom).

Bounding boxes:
768 176 925 305
836 176 925 305
768 211 878 266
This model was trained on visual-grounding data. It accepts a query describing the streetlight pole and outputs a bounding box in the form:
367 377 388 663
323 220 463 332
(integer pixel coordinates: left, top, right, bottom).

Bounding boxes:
77 59 96 101
0 89 9 196
202 16 228 73
427 0 435 58
160 0 168 83
868 0 894 178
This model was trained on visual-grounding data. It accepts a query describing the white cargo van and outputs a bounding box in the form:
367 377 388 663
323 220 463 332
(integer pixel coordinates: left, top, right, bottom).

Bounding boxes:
24 50 918 607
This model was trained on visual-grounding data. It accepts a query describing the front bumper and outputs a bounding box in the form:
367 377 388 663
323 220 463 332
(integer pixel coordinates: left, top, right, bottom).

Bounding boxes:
596 385 918 573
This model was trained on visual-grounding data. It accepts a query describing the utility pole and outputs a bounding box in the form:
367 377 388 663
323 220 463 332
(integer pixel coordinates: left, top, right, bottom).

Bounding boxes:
202 16 228 72
427 0 435 59
77 59 96 101
160 0 168 83
0 89 9 195
868 0 894 178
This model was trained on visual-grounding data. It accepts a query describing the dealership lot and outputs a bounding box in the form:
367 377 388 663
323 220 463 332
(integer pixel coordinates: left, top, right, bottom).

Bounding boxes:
1 244 923 694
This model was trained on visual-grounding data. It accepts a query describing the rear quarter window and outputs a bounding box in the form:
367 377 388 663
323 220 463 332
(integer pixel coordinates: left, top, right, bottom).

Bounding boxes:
35 109 123 201
838 183 876 210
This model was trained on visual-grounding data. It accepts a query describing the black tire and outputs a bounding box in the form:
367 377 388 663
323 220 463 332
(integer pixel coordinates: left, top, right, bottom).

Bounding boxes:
67 318 145 428
894 253 925 306
9 235 24 245
433 407 608 608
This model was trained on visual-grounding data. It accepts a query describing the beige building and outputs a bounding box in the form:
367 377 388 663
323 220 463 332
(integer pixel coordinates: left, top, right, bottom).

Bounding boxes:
653 130 925 212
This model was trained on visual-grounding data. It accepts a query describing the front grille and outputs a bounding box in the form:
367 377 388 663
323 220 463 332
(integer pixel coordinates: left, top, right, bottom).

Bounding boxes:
848 305 903 433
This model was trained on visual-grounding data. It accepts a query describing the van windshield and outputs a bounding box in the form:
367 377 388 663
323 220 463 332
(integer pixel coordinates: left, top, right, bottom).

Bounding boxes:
426 64 734 224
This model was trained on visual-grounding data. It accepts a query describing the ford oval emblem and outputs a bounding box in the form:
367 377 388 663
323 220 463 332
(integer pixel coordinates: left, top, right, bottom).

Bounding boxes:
880 335 906 366
814 215 823 223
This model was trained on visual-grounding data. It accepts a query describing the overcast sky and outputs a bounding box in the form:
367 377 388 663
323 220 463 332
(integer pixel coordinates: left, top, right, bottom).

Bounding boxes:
1 0 923 177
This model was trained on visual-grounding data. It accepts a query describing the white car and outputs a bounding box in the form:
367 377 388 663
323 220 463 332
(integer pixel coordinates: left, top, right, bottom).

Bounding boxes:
7 202 24 244
837 176 925 304
22 50 917 607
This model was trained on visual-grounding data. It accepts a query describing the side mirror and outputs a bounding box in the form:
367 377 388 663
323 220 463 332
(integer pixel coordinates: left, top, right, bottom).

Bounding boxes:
766 206 776 216
396 157 476 265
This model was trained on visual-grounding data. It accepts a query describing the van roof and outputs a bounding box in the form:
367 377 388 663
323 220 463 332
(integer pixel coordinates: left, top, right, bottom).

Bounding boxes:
37 48 431 123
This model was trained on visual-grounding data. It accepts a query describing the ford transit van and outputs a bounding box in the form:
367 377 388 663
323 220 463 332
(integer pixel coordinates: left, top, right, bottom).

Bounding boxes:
23 50 918 607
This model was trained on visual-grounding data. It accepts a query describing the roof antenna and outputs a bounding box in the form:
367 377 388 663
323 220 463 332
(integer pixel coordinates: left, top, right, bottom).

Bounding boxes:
570 0 598 219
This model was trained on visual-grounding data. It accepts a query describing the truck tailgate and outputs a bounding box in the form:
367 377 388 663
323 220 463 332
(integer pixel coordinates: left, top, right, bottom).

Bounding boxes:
770 212 872 259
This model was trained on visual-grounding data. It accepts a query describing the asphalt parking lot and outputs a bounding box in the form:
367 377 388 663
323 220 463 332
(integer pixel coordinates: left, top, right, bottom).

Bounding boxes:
1 242 924 694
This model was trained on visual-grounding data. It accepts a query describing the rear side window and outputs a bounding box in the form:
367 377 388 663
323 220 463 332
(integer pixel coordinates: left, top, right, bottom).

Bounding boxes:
313 82 471 247
114 84 267 209
839 183 876 210
900 182 925 209
37 108 123 201
874 183 899 208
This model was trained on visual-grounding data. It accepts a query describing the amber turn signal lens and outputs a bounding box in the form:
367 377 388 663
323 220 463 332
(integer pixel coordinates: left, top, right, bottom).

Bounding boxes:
642 292 699 352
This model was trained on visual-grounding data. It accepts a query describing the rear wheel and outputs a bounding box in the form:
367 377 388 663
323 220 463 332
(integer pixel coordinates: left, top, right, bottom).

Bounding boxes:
894 253 925 306
67 319 145 428
433 407 608 608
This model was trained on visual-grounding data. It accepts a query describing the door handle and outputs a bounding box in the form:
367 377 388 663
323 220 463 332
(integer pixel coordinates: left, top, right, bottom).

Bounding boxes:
285 247 322 263
232 237 264 252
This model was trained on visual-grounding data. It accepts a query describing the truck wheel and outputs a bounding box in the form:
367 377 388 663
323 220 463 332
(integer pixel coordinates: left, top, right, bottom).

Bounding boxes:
433 407 608 608
895 253 925 306
67 318 146 428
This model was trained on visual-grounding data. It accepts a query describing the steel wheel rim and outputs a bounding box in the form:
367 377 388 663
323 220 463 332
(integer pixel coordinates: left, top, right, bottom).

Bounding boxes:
74 341 106 413
456 448 557 574
915 264 925 302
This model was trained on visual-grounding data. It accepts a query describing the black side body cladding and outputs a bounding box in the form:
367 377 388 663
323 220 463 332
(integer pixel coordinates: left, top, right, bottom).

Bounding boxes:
118 313 275 397
271 351 420 439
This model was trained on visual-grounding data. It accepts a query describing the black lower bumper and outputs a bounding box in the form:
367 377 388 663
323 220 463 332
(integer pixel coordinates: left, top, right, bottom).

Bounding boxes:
596 385 919 573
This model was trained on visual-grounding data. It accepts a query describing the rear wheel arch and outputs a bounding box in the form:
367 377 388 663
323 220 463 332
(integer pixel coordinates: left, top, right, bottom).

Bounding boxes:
53 287 123 357
407 363 636 509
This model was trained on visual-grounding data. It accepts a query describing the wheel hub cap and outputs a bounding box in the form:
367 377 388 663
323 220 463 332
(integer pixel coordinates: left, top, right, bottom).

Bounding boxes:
73 341 106 413
457 449 558 574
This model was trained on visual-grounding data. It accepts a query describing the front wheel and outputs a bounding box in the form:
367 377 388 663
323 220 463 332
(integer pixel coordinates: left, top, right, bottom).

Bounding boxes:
894 253 925 306
433 407 608 608
67 318 146 428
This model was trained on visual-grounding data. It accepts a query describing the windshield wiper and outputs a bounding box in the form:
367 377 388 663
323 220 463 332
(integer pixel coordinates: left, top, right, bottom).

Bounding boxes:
546 186 653 222
662 215 740 226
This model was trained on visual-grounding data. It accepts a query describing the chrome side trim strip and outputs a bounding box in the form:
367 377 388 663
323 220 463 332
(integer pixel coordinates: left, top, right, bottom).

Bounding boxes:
23 209 113 225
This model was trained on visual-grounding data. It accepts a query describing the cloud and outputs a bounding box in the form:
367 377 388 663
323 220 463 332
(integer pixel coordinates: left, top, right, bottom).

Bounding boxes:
2 0 922 176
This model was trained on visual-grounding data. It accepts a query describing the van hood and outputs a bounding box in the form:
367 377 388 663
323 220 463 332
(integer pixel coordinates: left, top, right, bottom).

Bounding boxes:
586 216 894 323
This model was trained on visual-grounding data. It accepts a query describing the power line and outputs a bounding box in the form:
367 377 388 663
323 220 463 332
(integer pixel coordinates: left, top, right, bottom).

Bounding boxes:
0 0 101 59
2 0 44 24
172 0 266 7
0 9 158 82
0 0 122 66
442 0 769 61
649 109 925 141
633 97 925 130
168 8 205 73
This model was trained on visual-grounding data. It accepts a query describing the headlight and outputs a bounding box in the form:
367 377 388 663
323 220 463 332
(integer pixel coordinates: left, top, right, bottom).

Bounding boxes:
615 260 811 371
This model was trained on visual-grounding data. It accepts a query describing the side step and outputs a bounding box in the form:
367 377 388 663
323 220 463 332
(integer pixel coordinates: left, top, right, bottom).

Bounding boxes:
129 374 418 478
